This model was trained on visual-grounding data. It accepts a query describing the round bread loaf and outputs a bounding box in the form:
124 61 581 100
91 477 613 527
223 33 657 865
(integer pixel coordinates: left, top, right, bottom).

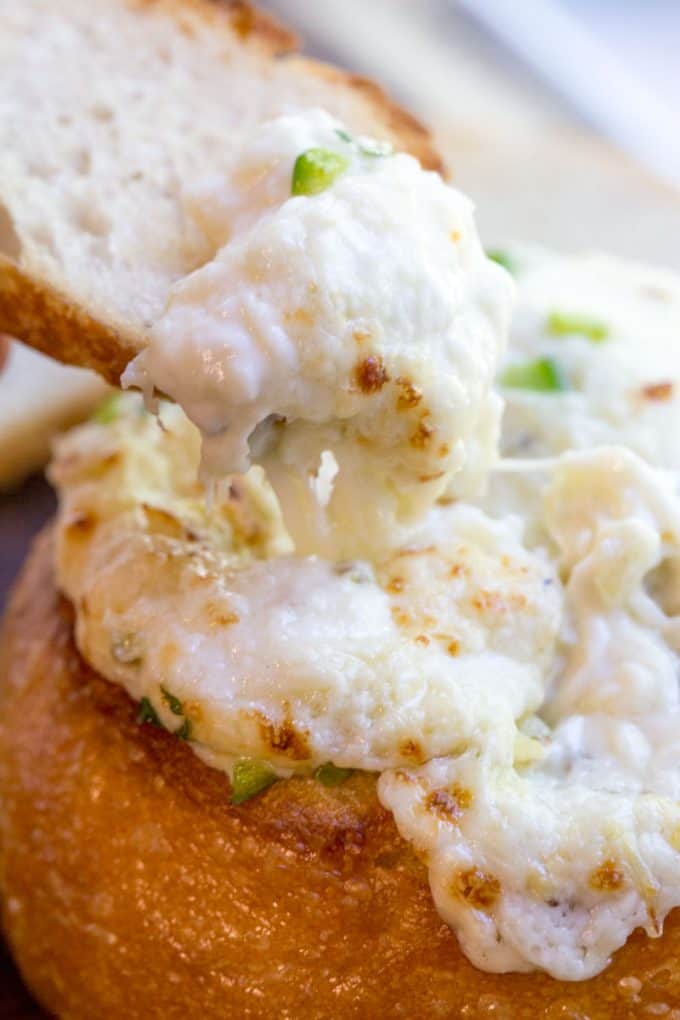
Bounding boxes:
1 529 680 1019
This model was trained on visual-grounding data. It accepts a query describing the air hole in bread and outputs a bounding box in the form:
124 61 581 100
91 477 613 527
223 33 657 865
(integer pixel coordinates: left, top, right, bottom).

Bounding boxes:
73 149 92 175
0 203 21 259
71 198 110 238
90 103 113 122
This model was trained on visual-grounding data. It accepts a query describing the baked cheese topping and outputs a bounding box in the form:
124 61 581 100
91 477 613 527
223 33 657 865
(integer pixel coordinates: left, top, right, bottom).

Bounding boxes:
487 245 680 535
123 110 513 559
381 448 680 980
49 128 680 982
51 397 559 772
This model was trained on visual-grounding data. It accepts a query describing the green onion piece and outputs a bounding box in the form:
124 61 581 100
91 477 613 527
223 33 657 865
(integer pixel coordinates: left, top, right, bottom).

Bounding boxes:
335 128 353 144
91 393 122 424
546 311 609 342
314 763 355 787
486 250 516 274
161 686 184 716
501 357 566 393
291 148 350 196
231 759 278 805
137 697 162 728
175 718 192 742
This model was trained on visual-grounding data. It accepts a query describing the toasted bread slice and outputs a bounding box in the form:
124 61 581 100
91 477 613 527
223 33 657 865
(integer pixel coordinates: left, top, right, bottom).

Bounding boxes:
0 0 440 385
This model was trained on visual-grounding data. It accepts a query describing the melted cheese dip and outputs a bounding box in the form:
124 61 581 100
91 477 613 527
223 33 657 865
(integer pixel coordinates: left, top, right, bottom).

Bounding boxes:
123 110 513 559
51 142 680 981
488 245 680 535
52 398 559 773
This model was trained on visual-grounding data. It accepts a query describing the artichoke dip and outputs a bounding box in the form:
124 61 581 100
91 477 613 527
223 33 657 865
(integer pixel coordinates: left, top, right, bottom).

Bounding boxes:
51 111 680 981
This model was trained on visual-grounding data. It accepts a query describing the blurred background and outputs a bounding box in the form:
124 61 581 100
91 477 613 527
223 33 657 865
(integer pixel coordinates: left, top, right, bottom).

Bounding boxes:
263 0 680 262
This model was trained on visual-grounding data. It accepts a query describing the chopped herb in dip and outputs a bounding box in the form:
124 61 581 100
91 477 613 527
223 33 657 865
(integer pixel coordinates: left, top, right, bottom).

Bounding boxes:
314 763 355 787
501 358 566 393
231 759 278 805
160 686 184 716
291 148 350 196
91 393 122 424
137 697 162 728
487 250 516 275
547 311 609 342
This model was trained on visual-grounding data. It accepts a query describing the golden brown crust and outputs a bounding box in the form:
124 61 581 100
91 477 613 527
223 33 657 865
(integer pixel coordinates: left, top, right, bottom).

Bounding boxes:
0 258 136 384
1 529 680 1018
132 0 298 55
0 2 441 386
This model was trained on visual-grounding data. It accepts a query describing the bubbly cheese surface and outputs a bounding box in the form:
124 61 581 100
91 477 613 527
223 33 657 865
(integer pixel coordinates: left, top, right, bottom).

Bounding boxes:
123 110 513 559
51 141 680 981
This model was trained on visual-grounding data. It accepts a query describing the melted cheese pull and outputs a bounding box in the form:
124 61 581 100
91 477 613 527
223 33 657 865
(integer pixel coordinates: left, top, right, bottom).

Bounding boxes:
380 448 680 980
123 110 513 559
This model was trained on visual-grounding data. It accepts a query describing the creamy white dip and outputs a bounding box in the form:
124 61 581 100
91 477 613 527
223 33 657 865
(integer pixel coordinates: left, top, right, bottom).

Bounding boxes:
50 118 680 982
123 110 513 559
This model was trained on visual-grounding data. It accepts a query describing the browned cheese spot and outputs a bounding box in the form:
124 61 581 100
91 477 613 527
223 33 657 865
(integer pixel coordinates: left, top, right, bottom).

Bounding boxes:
447 638 461 656
453 868 501 911
206 602 240 628
641 381 674 401
472 590 528 614
391 607 412 628
387 576 405 594
425 785 473 824
256 712 311 761
396 376 423 411
414 634 430 647
354 355 390 394
284 307 314 326
410 417 435 449
589 859 625 892
399 739 424 761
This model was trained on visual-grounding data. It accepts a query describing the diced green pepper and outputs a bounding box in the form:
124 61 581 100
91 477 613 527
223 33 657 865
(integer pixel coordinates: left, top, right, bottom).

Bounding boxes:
486 250 517 274
137 697 162 728
161 686 184 716
175 717 192 742
547 311 609 342
90 393 122 424
501 357 566 393
231 759 278 805
314 763 355 787
291 148 350 196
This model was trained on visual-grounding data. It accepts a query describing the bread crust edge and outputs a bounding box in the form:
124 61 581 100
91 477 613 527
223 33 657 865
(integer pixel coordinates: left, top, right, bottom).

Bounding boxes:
1 527 680 1018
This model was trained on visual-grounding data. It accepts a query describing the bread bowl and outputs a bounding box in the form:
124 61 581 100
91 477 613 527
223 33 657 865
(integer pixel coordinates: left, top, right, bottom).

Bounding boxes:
3 2 680 1018
3 529 680 1019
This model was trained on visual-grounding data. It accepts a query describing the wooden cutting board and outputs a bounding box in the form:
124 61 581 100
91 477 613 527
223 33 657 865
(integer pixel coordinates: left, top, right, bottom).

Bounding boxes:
0 474 53 1017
